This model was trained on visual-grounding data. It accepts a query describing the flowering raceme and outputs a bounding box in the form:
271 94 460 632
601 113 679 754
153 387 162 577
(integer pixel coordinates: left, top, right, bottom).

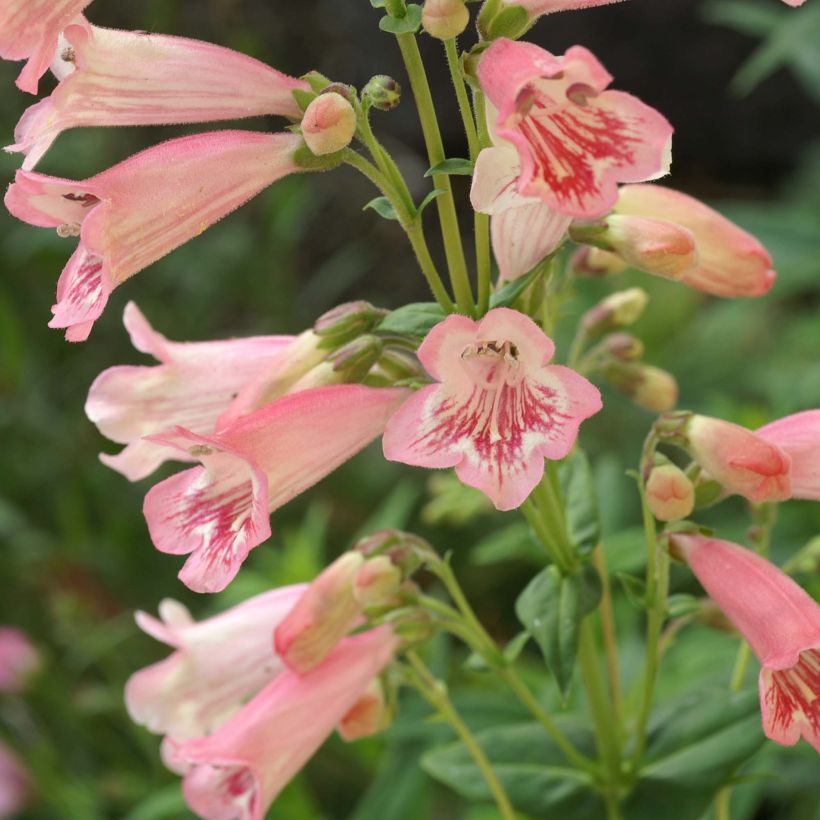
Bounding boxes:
383 308 602 510
672 535 820 752
5 130 304 341
6 20 308 169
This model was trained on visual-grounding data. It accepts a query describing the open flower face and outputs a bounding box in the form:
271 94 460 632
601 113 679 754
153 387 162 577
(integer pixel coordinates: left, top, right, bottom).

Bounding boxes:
383 308 602 510
478 39 672 218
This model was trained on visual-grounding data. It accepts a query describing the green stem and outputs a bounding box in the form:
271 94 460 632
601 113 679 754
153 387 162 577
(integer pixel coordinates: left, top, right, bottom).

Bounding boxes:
343 149 455 312
593 545 623 730
714 788 731 820
396 32 475 315
405 651 517 820
475 211 492 314
443 38 480 159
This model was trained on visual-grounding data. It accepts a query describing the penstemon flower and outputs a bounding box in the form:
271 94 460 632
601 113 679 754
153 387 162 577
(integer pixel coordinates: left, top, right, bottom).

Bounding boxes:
5 130 304 341
504 0 626 18
383 308 602 510
672 535 820 752
144 385 409 592
6 19 308 170
0 627 40 694
756 410 820 500
0 0 92 94
0 741 29 819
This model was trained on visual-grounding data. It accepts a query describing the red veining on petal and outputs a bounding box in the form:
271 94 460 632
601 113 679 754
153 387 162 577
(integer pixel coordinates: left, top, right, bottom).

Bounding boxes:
50 250 107 329
763 649 820 749
62 192 100 208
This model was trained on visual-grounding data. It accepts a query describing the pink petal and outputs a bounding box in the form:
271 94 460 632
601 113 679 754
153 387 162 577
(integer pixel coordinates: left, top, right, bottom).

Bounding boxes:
506 0 627 15
757 410 820 501
760 649 820 752
0 741 29 818
470 144 525 215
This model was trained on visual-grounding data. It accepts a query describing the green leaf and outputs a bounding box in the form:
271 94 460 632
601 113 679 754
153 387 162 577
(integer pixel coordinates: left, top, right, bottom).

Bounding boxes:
559 450 600 560
422 721 602 818
376 302 445 337
515 564 601 696
379 4 423 33
425 158 475 177
470 521 543 566
615 571 648 610
416 189 447 217
370 0 387 7
489 264 543 309
363 196 399 221
503 630 531 663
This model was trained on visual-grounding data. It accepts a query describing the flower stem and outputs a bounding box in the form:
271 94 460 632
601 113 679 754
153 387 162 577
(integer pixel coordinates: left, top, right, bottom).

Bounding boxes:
475 212 492 314
405 651 517 820
443 38 480 159
593 545 623 730
396 32 476 316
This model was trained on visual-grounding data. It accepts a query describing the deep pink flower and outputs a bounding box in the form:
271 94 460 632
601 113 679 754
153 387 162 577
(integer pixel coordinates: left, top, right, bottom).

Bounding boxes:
383 308 602 510
125 588 305 743
477 39 672 219
176 627 397 820
504 0 626 16
143 385 409 593
614 185 776 297
686 415 792 503
672 535 820 752
0 741 29 819
757 411 820 501
0 0 92 93
6 20 308 169
0 627 40 693
5 130 303 341
86 303 294 481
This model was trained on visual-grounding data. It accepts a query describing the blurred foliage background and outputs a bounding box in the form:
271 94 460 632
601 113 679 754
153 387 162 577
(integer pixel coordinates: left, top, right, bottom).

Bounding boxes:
1 0 819 818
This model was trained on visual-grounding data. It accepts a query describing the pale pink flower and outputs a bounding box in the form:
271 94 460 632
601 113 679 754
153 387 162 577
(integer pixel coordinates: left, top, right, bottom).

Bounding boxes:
477 39 672 219
383 308 602 510
6 21 309 170
0 0 92 93
125 588 305 743
757 410 820 500
503 0 626 16
686 415 792 503
86 303 294 481
175 627 397 820
0 627 40 693
4 130 303 342
672 535 820 753
614 184 776 297
0 741 29 819
143 385 410 593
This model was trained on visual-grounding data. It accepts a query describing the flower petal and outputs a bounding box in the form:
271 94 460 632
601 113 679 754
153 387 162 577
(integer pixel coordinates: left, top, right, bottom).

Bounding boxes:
760 649 820 752
757 410 820 501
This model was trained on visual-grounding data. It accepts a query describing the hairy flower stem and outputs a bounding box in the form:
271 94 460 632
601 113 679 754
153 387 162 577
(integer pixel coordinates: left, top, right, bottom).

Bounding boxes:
396 32 476 316
472 90 493 312
404 651 517 820
343 149 455 312
444 39 480 159
594 545 624 730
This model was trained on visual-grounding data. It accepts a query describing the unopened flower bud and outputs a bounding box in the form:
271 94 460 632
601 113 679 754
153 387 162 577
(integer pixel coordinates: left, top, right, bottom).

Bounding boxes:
601 361 678 412
338 679 391 741
314 300 385 346
274 552 364 674
354 529 431 576
604 333 644 361
422 0 470 39
685 415 792 503
374 348 426 382
581 287 649 337
571 215 697 281
571 246 629 278
646 463 695 521
301 91 357 156
329 334 384 382
363 75 401 111
354 556 403 608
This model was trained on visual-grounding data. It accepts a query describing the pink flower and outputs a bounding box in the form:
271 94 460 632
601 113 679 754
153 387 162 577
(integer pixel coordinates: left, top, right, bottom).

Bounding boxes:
4 130 303 342
477 39 672 219
0 741 29 819
504 0 626 17
757 410 820 500
383 308 602 510
686 415 792 503
175 627 397 820
125 588 306 742
6 20 308 170
672 535 820 752
86 303 294 481
143 385 410 593
613 184 776 297
0 0 92 94
0 627 40 693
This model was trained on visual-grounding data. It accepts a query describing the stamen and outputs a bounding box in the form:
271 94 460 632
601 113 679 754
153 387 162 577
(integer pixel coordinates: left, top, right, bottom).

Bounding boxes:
57 222 81 238
61 46 76 63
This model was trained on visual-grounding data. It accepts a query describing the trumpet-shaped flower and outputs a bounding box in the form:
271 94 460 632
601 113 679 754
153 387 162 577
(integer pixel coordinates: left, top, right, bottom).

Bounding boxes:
144 385 409 593
0 627 40 693
613 184 776 297
0 0 92 94
175 627 397 820
125 588 305 742
503 0 626 17
5 130 303 342
757 410 820 500
477 39 672 219
383 308 602 510
0 741 29 819
672 535 820 752
6 21 309 170
86 303 294 481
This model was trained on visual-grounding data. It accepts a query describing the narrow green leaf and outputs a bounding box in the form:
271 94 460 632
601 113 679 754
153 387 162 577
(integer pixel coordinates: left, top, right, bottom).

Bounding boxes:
376 302 445 336
615 571 648 609
363 196 399 221
416 189 447 217
559 450 600 560
379 4 423 33
489 264 543 309
424 158 475 177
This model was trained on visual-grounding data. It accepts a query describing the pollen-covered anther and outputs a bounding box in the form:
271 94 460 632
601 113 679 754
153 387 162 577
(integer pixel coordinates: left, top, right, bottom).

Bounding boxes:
61 46 76 64
57 222 81 238
188 444 215 457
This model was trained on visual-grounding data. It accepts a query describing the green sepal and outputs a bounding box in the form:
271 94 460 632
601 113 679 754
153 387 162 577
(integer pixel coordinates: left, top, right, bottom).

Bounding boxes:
376 302 446 337
293 145 346 171
379 4 423 33
424 158 475 177
486 5 531 40
363 197 399 221
301 70 332 94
